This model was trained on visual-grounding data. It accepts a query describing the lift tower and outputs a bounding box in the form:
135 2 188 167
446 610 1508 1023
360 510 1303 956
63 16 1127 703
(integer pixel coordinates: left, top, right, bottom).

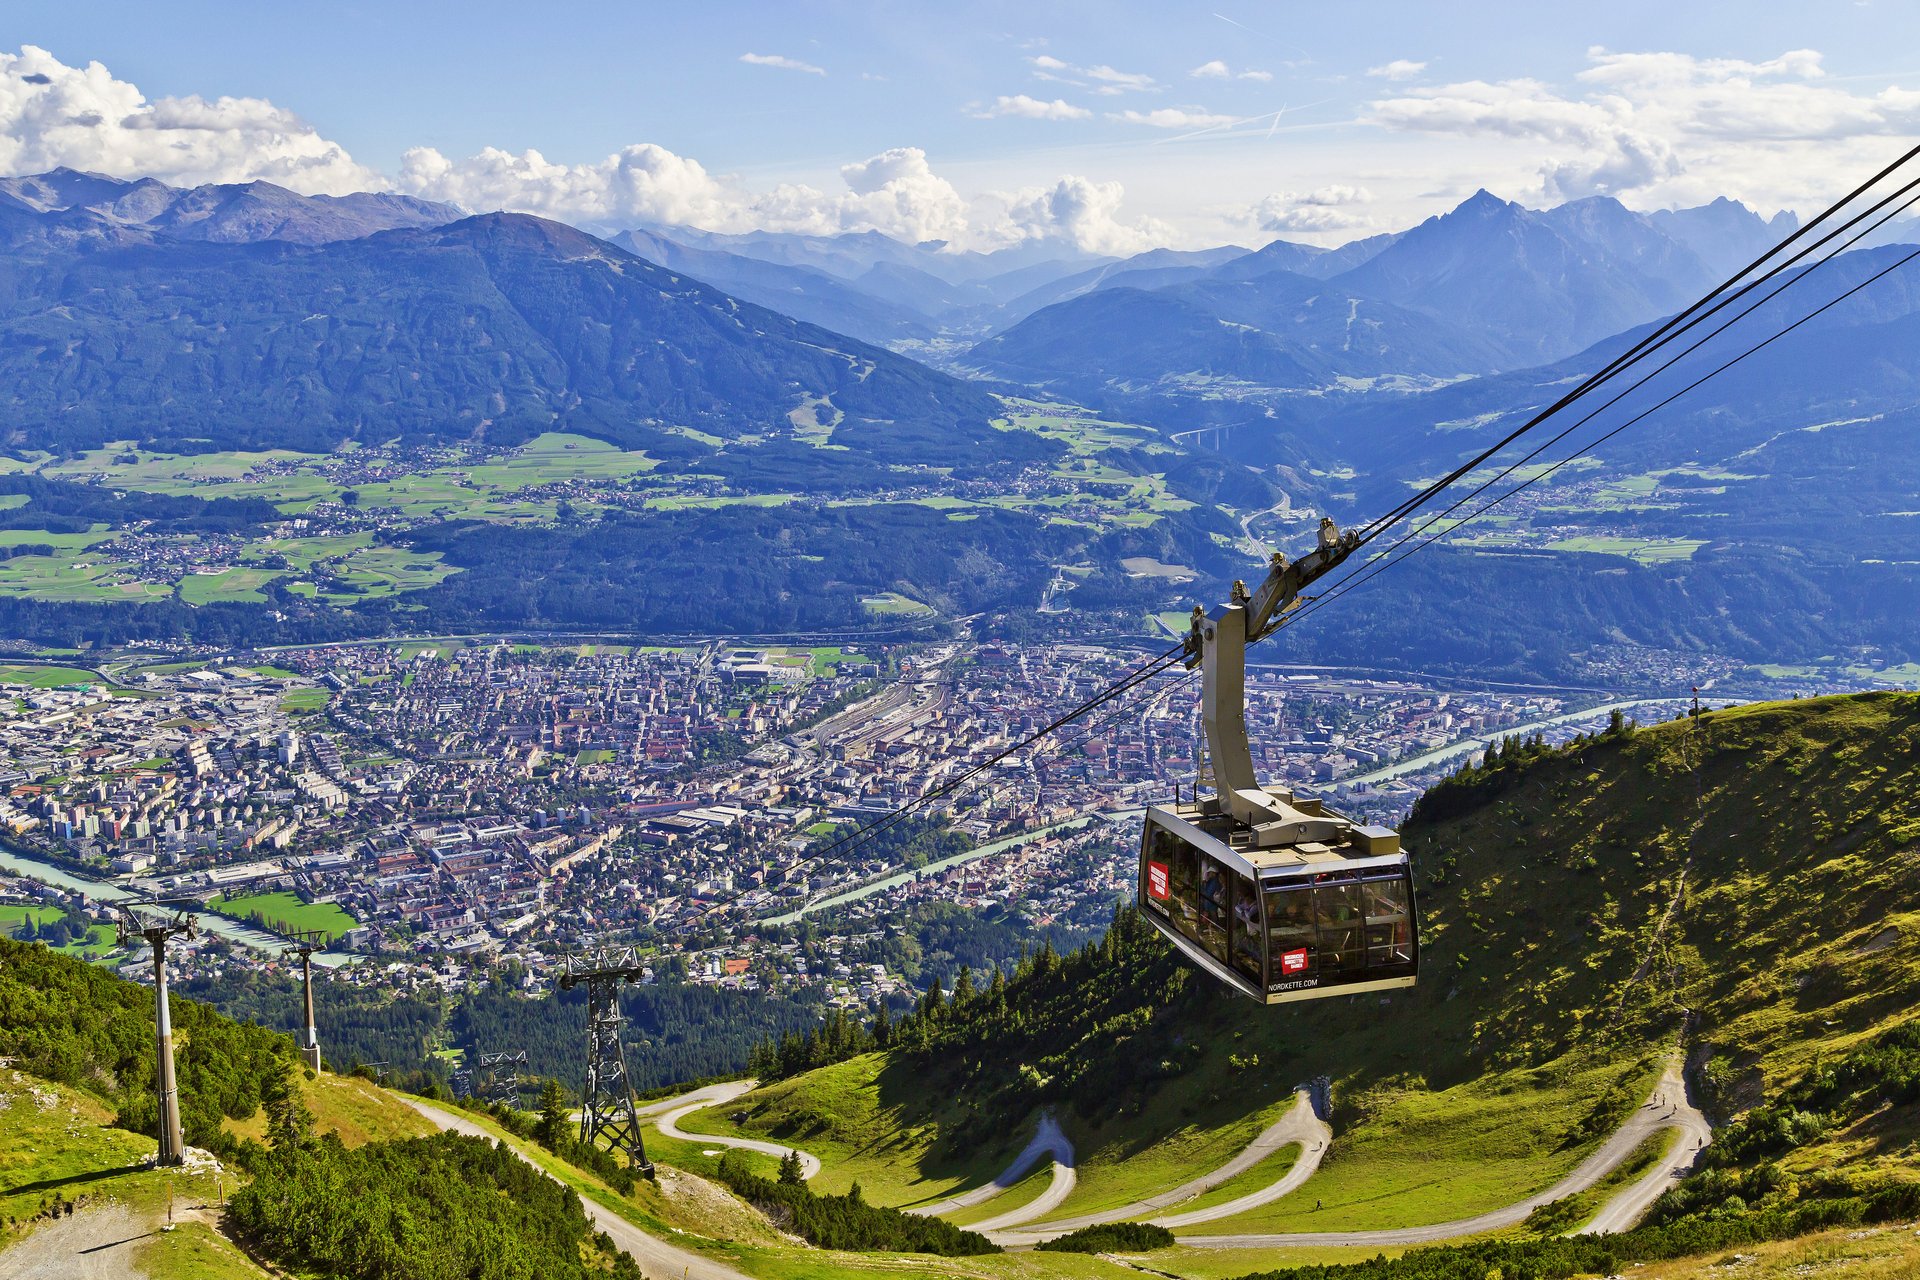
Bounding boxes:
478 1049 529 1111
115 902 197 1167
558 947 653 1177
284 928 327 1072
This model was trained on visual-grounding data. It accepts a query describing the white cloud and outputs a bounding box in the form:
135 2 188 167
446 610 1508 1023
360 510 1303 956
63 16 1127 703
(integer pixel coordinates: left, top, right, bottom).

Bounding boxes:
0 43 1187 253
1028 55 1160 92
1367 59 1428 81
1366 47 1920 204
998 175 1176 255
1191 60 1230 79
0 45 379 194
1253 201 1373 233
976 94 1090 121
1239 69 1274 82
739 52 826 76
1245 185 1375 233
1085 64 1158 91
1109 107 1237 129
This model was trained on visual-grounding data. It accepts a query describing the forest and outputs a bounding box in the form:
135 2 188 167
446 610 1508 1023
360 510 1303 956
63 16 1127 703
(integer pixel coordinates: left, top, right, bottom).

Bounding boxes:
232 1127 643 1280
0 934 288 1150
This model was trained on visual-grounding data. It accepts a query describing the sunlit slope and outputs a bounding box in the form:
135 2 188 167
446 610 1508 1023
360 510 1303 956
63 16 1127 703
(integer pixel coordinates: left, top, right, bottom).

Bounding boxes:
688 693 1920 1227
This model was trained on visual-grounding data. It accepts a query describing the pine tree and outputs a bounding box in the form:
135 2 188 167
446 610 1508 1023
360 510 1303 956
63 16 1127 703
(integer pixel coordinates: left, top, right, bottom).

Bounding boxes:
778 1149 805 1185
534 1079 569 1149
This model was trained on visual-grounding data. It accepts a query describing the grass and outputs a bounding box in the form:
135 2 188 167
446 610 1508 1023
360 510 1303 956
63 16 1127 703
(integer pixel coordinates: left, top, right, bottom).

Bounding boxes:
207 891 356 942
805 646 870 677
575 748 616 765
943 1162 1061 1227
637 1118 781 1182
1545 535 1708 564
674 1054 1032 1207
138 1221 272 1280
277 687 331 714
0 664 102 687
0 1069 231 1249
178 567 283 605
224 1071 433 1149
1136 1141 1301 1219
0 554 170 602
861 591 934 617
1181 1059 1662 1236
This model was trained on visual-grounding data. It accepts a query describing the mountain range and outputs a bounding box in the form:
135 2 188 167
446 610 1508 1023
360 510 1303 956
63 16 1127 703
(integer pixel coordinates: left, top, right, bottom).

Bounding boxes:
0 176 1011 462
966 191 1815 403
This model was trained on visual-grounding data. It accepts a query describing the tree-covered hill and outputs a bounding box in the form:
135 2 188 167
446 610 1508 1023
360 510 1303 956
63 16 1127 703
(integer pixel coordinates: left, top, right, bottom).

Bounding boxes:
0 209 1015 461
704 693 1920 1234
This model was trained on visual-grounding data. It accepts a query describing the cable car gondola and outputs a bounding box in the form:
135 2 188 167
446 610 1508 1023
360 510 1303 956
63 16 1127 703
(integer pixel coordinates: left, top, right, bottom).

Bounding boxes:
1138 519 1419 1004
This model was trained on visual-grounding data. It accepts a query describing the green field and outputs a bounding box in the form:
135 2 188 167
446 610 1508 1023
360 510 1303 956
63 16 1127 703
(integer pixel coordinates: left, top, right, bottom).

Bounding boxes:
0 663 103 687
860 591 933 617
208 891 356 942
179 566 284 604
1546 535 1708 564
278 687 331 713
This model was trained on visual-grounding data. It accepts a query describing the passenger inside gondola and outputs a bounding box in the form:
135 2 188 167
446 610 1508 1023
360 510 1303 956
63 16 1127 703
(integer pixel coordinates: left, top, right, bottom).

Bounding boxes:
1197 860 1228 960
1229 869 1262 983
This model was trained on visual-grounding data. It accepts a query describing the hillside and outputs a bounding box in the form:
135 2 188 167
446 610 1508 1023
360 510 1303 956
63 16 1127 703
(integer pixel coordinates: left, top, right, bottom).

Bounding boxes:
0 934 636 1280
680 693 1920 1255
0 206 1012 459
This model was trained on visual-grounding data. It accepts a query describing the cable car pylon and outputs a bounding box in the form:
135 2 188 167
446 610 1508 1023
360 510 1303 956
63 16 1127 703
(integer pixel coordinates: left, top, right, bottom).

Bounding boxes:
283 928 327 1072
559 947 654 1179
115 901 197 1166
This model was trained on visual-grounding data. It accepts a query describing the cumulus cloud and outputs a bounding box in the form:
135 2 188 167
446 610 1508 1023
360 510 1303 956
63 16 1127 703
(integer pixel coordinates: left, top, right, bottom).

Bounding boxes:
1191 60 1230 79
1368 59 1428 80
1240 69 1274 82
1109 107 1238 129
975 94 1090 121
0 45 380 194
0 45 1185 253
998 175 1177 255
739 52 826 75
1245 185 1375 233
1368 46 1920 204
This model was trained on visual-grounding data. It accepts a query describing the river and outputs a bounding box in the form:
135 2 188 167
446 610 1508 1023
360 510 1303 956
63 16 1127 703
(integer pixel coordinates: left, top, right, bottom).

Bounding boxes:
1337 697 1678 787
0 844 353 967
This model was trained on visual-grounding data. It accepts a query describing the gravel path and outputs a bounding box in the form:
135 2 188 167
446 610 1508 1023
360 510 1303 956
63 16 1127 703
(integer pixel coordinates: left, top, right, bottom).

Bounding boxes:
0 1203 151 1280
1180 1064 1708 1249
991 1087 1328 1246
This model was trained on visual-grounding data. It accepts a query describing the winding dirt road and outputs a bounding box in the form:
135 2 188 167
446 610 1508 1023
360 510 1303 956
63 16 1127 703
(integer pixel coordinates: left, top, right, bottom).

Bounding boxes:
651 1080 822 1179
990 1087 1330 1246
1178 1065 1709 1249
908 1112 1075 1224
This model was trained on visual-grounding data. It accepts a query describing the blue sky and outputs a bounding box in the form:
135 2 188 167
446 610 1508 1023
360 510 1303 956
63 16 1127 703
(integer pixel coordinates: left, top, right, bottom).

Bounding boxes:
5 1 1918 251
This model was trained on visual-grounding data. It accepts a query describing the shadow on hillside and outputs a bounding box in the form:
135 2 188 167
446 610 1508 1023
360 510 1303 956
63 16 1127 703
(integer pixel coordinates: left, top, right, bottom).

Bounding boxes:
0 1161 147 1197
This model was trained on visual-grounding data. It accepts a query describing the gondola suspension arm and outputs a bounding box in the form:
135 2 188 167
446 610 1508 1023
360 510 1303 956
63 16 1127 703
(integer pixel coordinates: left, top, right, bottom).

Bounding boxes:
1181 517 1362 836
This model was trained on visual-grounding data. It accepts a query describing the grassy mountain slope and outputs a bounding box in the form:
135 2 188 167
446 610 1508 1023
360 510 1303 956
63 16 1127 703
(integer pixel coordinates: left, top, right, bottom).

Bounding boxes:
682 693 1920 1237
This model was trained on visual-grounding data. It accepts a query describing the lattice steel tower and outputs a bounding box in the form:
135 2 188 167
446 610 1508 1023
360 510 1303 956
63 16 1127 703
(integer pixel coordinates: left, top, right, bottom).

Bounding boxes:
478 1049 529 1110
558 947 653 1177
115 902 197 1167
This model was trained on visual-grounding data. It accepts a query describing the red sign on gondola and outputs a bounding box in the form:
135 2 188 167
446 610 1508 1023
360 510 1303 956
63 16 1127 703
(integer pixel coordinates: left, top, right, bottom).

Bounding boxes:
1280 947 1310 975
1147 861 1170 899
